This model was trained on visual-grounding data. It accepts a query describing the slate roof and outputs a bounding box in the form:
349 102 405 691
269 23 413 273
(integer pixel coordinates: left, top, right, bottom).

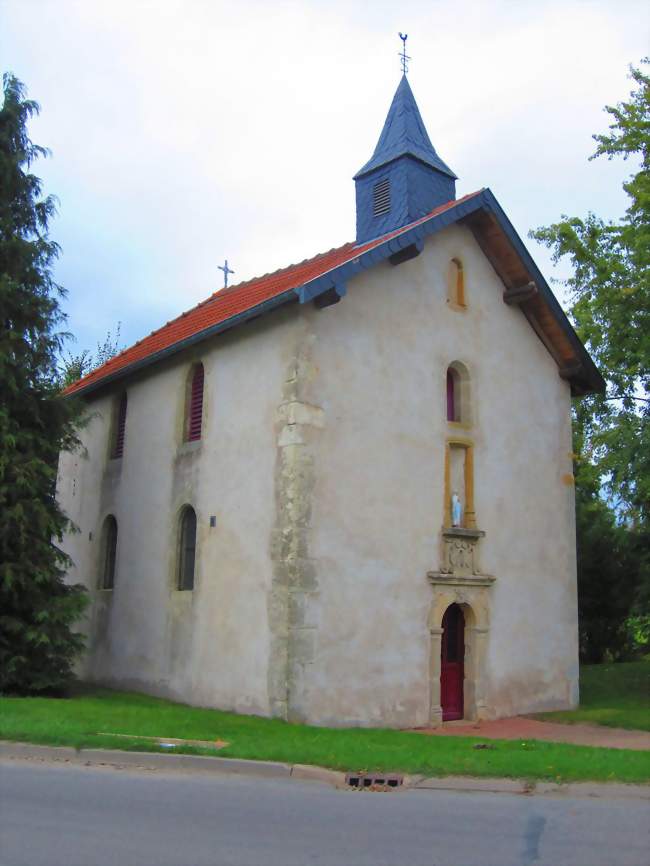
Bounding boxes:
64 188 604 398
354 75 457 180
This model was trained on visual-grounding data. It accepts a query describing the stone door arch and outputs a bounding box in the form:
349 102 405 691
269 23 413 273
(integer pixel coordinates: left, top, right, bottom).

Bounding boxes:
427 583 491 726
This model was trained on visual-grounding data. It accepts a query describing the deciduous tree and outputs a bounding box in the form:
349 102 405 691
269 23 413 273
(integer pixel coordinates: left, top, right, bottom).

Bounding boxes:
533 59 649 659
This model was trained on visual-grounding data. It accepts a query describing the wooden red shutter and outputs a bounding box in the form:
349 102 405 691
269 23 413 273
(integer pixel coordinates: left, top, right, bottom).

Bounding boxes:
446 370 455 422
113 393 127 458
188 365 204 441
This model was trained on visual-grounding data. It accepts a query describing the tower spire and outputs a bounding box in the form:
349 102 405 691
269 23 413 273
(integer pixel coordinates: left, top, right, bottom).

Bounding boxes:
353 75 457 244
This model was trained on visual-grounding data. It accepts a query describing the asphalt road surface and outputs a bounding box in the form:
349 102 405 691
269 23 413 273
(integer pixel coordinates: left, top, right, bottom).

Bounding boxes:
0 760 648 866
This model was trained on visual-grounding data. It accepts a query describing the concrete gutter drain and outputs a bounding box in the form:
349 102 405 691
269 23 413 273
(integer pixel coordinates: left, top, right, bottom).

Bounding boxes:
345 773 403 790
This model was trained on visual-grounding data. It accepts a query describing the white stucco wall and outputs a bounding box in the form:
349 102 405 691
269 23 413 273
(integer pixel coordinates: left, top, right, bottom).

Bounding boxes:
58 309 302 714
58 221 579 726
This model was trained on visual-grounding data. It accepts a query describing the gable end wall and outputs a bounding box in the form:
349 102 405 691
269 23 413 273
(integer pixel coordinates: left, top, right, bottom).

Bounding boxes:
286 223 578 726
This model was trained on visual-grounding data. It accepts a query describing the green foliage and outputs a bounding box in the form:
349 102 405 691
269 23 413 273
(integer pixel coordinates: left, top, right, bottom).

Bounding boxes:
573 444 649 662
58 322 123 389
532 60 650 660
537 660 650 732
0 73 87 693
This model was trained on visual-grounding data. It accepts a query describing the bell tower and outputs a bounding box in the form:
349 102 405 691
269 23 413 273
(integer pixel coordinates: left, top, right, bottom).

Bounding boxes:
354 75 457 245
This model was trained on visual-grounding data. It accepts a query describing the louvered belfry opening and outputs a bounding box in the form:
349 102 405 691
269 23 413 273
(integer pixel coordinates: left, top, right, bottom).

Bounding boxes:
187 363 204 441
373 178 391 216
112 392 127 458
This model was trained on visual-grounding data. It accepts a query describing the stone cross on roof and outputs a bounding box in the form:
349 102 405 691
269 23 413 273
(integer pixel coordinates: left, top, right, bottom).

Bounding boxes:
218 259 235 289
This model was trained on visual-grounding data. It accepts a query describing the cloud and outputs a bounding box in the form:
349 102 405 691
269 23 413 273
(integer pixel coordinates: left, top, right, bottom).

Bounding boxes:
3 0 648 351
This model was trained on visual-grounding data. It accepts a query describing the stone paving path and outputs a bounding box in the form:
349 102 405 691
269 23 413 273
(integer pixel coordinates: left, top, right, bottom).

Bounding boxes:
414 716 650 750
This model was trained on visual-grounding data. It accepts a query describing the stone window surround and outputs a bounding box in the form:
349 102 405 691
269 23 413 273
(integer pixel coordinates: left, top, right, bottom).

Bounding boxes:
176 504 198 592
443 435 476 530
445 361 472 429
98 513 118 591
446 257 467 311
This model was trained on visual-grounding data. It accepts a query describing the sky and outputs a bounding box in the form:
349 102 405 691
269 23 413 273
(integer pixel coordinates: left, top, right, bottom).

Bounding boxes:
3 0 649 357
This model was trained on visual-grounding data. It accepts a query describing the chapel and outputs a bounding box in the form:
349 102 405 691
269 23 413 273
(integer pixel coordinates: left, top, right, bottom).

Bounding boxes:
58 70 603 727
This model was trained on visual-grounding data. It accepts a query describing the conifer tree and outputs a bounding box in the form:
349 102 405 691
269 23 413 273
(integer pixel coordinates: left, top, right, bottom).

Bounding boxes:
0 73 87 693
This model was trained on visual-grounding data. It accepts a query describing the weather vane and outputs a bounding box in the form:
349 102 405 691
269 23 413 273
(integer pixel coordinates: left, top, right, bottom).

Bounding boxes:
398 32 410 75
218 259 234 289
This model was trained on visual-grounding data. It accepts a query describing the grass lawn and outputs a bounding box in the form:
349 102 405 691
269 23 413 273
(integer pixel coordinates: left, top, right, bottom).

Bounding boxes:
1 685 649 784
536 660 650 732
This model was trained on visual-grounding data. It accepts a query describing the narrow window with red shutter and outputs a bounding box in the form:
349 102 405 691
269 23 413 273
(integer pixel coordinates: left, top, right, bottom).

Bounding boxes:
187 363 204 442
112 392 127 458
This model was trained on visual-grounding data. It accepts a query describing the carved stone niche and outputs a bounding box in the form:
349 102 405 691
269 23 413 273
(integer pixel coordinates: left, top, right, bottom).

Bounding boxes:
430 527 493 583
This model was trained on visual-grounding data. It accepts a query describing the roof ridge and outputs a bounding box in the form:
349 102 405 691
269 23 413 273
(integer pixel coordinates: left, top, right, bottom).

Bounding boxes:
197 241 355 310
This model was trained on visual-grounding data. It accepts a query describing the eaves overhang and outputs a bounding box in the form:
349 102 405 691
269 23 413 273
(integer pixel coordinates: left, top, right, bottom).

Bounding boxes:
353 149 458 181
66 290 299 400
460 190 605 395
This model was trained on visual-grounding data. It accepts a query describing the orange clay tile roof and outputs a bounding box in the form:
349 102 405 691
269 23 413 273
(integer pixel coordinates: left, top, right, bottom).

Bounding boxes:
64 193 481 397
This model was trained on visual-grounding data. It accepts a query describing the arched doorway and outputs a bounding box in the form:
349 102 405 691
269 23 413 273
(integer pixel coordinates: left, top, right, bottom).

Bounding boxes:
441 603 465 721
427 579 493 726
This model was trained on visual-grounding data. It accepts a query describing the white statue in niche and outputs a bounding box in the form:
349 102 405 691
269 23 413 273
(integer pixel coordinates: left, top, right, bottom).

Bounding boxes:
451 491 463 528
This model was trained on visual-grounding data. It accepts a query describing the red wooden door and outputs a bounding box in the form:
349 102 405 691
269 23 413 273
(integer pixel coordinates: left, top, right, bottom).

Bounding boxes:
441 604 465 721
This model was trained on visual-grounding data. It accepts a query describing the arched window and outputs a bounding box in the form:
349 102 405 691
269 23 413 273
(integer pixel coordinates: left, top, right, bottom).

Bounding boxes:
446 362 471 425
186 364 204 442
101 515 118 589
446 369 457 422
178 506 197 591
111 392 128 458
447 258 466 308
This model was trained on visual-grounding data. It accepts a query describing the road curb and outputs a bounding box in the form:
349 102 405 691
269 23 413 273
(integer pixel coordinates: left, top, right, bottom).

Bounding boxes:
290 763 346 787
2 742 649 799
0 742 291 779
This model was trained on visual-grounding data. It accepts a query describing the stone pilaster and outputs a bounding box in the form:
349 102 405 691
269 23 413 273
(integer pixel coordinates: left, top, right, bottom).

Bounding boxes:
428 626 444 726
268 336 323 722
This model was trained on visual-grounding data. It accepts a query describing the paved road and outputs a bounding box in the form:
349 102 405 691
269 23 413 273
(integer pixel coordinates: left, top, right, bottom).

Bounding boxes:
0 760 648 866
